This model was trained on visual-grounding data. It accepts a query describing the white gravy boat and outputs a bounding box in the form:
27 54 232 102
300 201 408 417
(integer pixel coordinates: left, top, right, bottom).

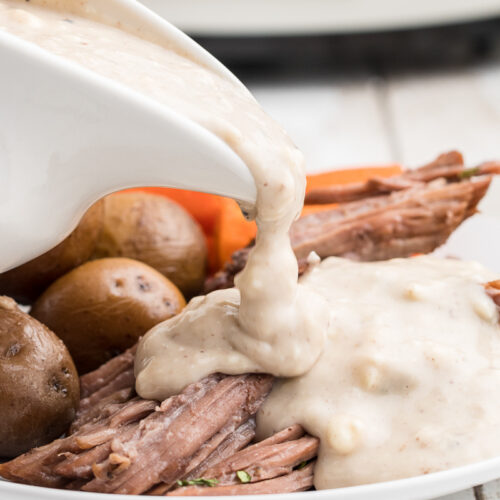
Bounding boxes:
0 0 256 272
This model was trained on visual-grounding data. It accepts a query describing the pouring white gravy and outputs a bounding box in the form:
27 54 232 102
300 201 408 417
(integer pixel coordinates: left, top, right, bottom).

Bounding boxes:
0 0 328 382
2 0 500 489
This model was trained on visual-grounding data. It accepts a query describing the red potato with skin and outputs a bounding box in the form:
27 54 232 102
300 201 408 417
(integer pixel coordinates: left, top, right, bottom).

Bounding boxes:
31 258 186 374
0 201 104 304
0 296 79 457
92 192 207 298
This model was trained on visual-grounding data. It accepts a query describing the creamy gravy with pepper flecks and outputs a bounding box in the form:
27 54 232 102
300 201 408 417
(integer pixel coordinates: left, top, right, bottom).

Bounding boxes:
2 0 500 490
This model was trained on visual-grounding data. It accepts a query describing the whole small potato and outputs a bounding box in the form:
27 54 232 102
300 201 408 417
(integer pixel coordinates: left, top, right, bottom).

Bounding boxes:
31 258 186 374
0 201 103 304
93 192 207 297
0 296 79 457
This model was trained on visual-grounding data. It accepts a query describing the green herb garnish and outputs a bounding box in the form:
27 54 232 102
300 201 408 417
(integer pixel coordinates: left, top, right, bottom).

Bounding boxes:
236 470 252 483
459 167 479 180
176 478 219 488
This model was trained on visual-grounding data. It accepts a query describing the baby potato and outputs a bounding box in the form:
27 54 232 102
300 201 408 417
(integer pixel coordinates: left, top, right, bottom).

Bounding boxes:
92 191 207 297
31 258 186 374
0 296 79 457
0 200 103 304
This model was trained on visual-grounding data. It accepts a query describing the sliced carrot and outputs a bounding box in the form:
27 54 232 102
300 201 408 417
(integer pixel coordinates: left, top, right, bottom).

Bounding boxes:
301 165 402 216
305 165 401 192
214 198 256 268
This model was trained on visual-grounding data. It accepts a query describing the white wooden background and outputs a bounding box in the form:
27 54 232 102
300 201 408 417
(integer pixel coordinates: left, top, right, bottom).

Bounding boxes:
248 62 500 499
249 64 500 217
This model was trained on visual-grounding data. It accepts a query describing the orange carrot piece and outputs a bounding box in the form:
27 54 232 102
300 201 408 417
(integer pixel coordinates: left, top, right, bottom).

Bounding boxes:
214 199 257 268
305 165 401 192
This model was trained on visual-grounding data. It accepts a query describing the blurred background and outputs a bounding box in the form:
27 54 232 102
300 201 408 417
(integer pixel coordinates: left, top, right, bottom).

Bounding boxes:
141 0 500 214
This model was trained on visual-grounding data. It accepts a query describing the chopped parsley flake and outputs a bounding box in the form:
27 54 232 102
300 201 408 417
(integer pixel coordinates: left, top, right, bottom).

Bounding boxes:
176 477 219 488
459 167 479 179
236 470 252 483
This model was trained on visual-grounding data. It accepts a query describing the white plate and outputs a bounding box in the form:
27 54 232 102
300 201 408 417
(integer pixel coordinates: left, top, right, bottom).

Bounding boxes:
2 453 500 500
139 0 500 36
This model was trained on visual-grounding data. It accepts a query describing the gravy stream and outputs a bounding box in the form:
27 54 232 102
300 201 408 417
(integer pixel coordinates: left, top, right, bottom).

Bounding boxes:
2 0 500 489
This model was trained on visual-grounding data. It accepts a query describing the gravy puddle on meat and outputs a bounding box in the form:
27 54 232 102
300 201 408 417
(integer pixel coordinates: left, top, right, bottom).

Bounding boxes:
2 0 500 490
260 256 500 487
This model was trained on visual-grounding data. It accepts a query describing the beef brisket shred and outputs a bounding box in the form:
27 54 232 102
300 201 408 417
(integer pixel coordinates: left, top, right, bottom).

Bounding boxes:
304 151 499 204
167 424 317 496
205 152 498 292
168 462 315 496
0 348 318 495
80 344 137 399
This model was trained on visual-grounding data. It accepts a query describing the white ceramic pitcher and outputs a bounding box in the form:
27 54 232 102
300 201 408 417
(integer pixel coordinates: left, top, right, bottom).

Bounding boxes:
0 0 256 272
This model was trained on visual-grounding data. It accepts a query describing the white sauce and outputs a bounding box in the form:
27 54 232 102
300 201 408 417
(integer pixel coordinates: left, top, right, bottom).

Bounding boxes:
2 0 500 490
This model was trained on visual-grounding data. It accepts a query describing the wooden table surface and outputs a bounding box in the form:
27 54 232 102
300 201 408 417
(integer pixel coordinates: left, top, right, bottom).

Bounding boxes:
241 24 500 499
